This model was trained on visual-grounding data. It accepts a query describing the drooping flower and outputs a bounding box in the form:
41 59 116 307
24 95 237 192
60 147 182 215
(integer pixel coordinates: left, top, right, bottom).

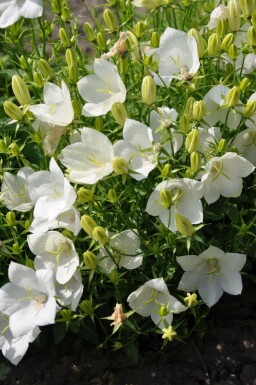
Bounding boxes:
0 262 57 338
233 127 256 166
59 127 115 184
0 0 43 29
146 178 204 232
151 27 200 87
77 59 126 116
27 231 79 285
29 81 74 126
127 278 186 328
201 152 255 204
177 245 246 307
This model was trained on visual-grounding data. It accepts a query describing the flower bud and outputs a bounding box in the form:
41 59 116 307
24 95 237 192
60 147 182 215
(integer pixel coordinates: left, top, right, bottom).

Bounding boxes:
0 140 7 153
227 43 238 59
184 292 198 308
12 243 22 254
179 114 190 134
68 65 78 83
83 250 98 270
77 188 94 203
135 21 144 38
188 29 205 58
37 59 53 80
216 138 226 153
103 9 117 31
151 31 160 48
192 100 206 121
185 129 199 153
81 214 97 236
227 0 241 31
12 75 31 106
207 33 220 56
247 26 256 46
190 152 201 172
19 55 28 69
239 77 251 91
59 27 71 47
80 300 93 315
113 157 129 175
33 72 44 88
244 100 256 118
83 22 96 41
97 32 107 51
216 19 228 37
95 117 103 132
226 86 240 107
111 102 128 126
108 188 117 203
239 0 253 18
161 164 172 178
6 211 16 226
4 101 23 120
220 33 234 51
175 213 195 237
141 75 156 105
72 99 82 116
9 142 21 156
52 0 62 13
65 48 77 67
92 226 109 245
109 269 119 283
160 189 173 209
184 96 195 118
252 11 256 26
61 7 71 21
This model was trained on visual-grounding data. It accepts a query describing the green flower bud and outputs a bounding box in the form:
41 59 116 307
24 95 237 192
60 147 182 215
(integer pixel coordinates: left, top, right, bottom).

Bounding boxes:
188 28 205 58
65 48 77 68
33 72 44 88
52 0 62 13
160 189 173 209
247 26 256 46
179 114 190 134
77 187 94 203
80 300 93 315
220 33 234 51
185 129 199 153
184 292 198 308
19 55 28 69
135 21 144 38
141 75 156 105
6 211 16 226
109 269 119 283
59 27 71 47
103 9 117 31
4 101 23 121
184 96 195 118
239 77 251 91
239 0 253 18
216 19 228 37
68 65 78 83
24 219 32 232
81 214 97 236
61 309 72 322
83 22 96 41
175 213 195 237
151 31 160 48
244 100 256 118
190 151 201 172
12 75 31 106
216 138 226 153
119 57 128 74
227 43 238 59
83 250 98 270
9 142 21 156
72 99 82 116
37 59 53 80
95 117 103 132
227 0 241 32
161 164 172 178
207 33 220 56
12 242 22 254
111 102 128 126
192 100 206 121
226 86 240 107
92 226 109 245
108 188 117 203
107 0 117 5
252 11 256 26
61 7 71 21
113 157 129 175
0 140 7 153
97 32 107 51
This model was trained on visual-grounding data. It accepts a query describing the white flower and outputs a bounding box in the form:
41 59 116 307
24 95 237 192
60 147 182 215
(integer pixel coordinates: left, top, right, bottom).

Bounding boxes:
127 278 186 329
201 152 255 204
0 313 40 365
27 231 79 285
151 27 200 87
146 178 204 232
0 262 57 338
150 107 183 161
221 53 256 76
233 127 256 166
77 59 126 116
245 93 256 129
1 167 35 212
55 270 83 311
203 84 242 130
132 0 168 8
177 245 246 307
198 126 221 155
29 81 74 126
98 229 143 274
32 120 67 155
0 0 43 28
207 4 229 30
59 127 115 184
113 118 157 181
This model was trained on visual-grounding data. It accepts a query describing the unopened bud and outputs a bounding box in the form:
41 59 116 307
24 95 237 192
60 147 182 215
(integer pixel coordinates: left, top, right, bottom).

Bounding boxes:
185 129 199 153
97 32 107 51
72 99 82 116
252 11 256 26
220 33 234 51
109 269 119 283
0 140 7 153
12 75 31 106
19 55 28 69
65 48 77 68
179 114 190 134
68 65 78 83
207 33 220 56
83 250 98 269
95 117 103 132
83 22 96 41
247 26 256 46
161 164 172 177
216 19 228 37
92 226 109 245
108 188 117 203
151 31 160 48
37 59 53 80
216 138 226 153
141 75 156 105
227 43 238 59
244 100 256 118
184 96 195 118
113 157 129 175
190 152 201 172
61 7 71 21
239 0 253 18
175 213 195 237
226 86 240 107
227 0 241 31
6 211 16 226
80 300 93 315
81 214 97 236
103 9 117 31
9 142 21 156
111 102 128 126
52 0 62 13
4 101 23 120
192 100 206 121
33 72 44 88
184 292 198 308
59 27 71 47
77 188 94 203
135 21 144 38
188 29 205 58
239 77 251 91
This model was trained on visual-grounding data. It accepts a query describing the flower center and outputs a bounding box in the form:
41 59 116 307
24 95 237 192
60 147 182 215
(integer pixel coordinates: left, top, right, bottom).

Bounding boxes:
160 187 183 209
243 130 256 146
34 293 48 311
206 257 221 281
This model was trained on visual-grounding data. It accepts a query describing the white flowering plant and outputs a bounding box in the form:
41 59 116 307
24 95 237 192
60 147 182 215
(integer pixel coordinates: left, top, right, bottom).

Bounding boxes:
0 0 255 366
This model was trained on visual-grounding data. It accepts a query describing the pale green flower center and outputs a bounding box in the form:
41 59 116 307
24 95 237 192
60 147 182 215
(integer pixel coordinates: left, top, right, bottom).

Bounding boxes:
243 130 256 146
160 187 184 209
206 257 221 281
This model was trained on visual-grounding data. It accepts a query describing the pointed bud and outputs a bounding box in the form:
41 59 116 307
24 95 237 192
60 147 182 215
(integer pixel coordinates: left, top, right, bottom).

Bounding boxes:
83 22 96 42
92 226 109 245
227 0 241 31
247 26 256 46
141 76 156 105
220 33 234 51
97 32 107 50
135 21 144 38
227 43 238 59
9 142 21 156
19 55 28 69
108 188 117 203
192 100 206 121
207 33 220 56
83 250 98 270
95 117 103 132
61 7 71 21
175 213 195 237
59 27 71 47
239 77 251 91
80 300 93 315
81 214 97 236
6 211 16 226
77 188 94 203
112 157 129 175
216 138 226 153
161 164 172 178
72 100 82 116
216 19 228 37
188 29 205 58
33 72 44 88
4 101 23 120
38 59 53 80
12 75 31 106
65 48 77 67
244 100 256 118
103 9 117 31
68 65 78 83
226 86 240 107
190 151 201 172
111 102 128 126
239 0 253 18
151 31 160 48
184 96 195 118
179 114 190 134
185 129 199 153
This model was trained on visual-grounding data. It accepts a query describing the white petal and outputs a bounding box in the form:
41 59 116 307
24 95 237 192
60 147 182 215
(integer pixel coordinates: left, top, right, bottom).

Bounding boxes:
21 0 42 18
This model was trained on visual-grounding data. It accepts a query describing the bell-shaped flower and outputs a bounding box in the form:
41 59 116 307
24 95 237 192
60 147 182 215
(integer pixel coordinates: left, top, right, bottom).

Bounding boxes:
198 126 221 155
150 107 183 161
207 4 229 29
201 152 255 204
0 0 43 28
113 118 157 181
233 127 256 166
77 59 126 117
97 229 143 274
0 313 40 365
127 278 186 328
203 84 242 130
59 127 115 184
27 231 79 285
32 120 67 155
151 27 200 87
1 167 35 212
222 53 256 76
177 245 246 307
55 270 83 311
29 81 74 126
0 262 57 338
146 178 204 232
27 158 76 222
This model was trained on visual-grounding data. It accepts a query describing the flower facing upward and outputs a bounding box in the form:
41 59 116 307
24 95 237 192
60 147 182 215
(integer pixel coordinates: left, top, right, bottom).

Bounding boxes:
177 245 246 307
0 0 43 29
